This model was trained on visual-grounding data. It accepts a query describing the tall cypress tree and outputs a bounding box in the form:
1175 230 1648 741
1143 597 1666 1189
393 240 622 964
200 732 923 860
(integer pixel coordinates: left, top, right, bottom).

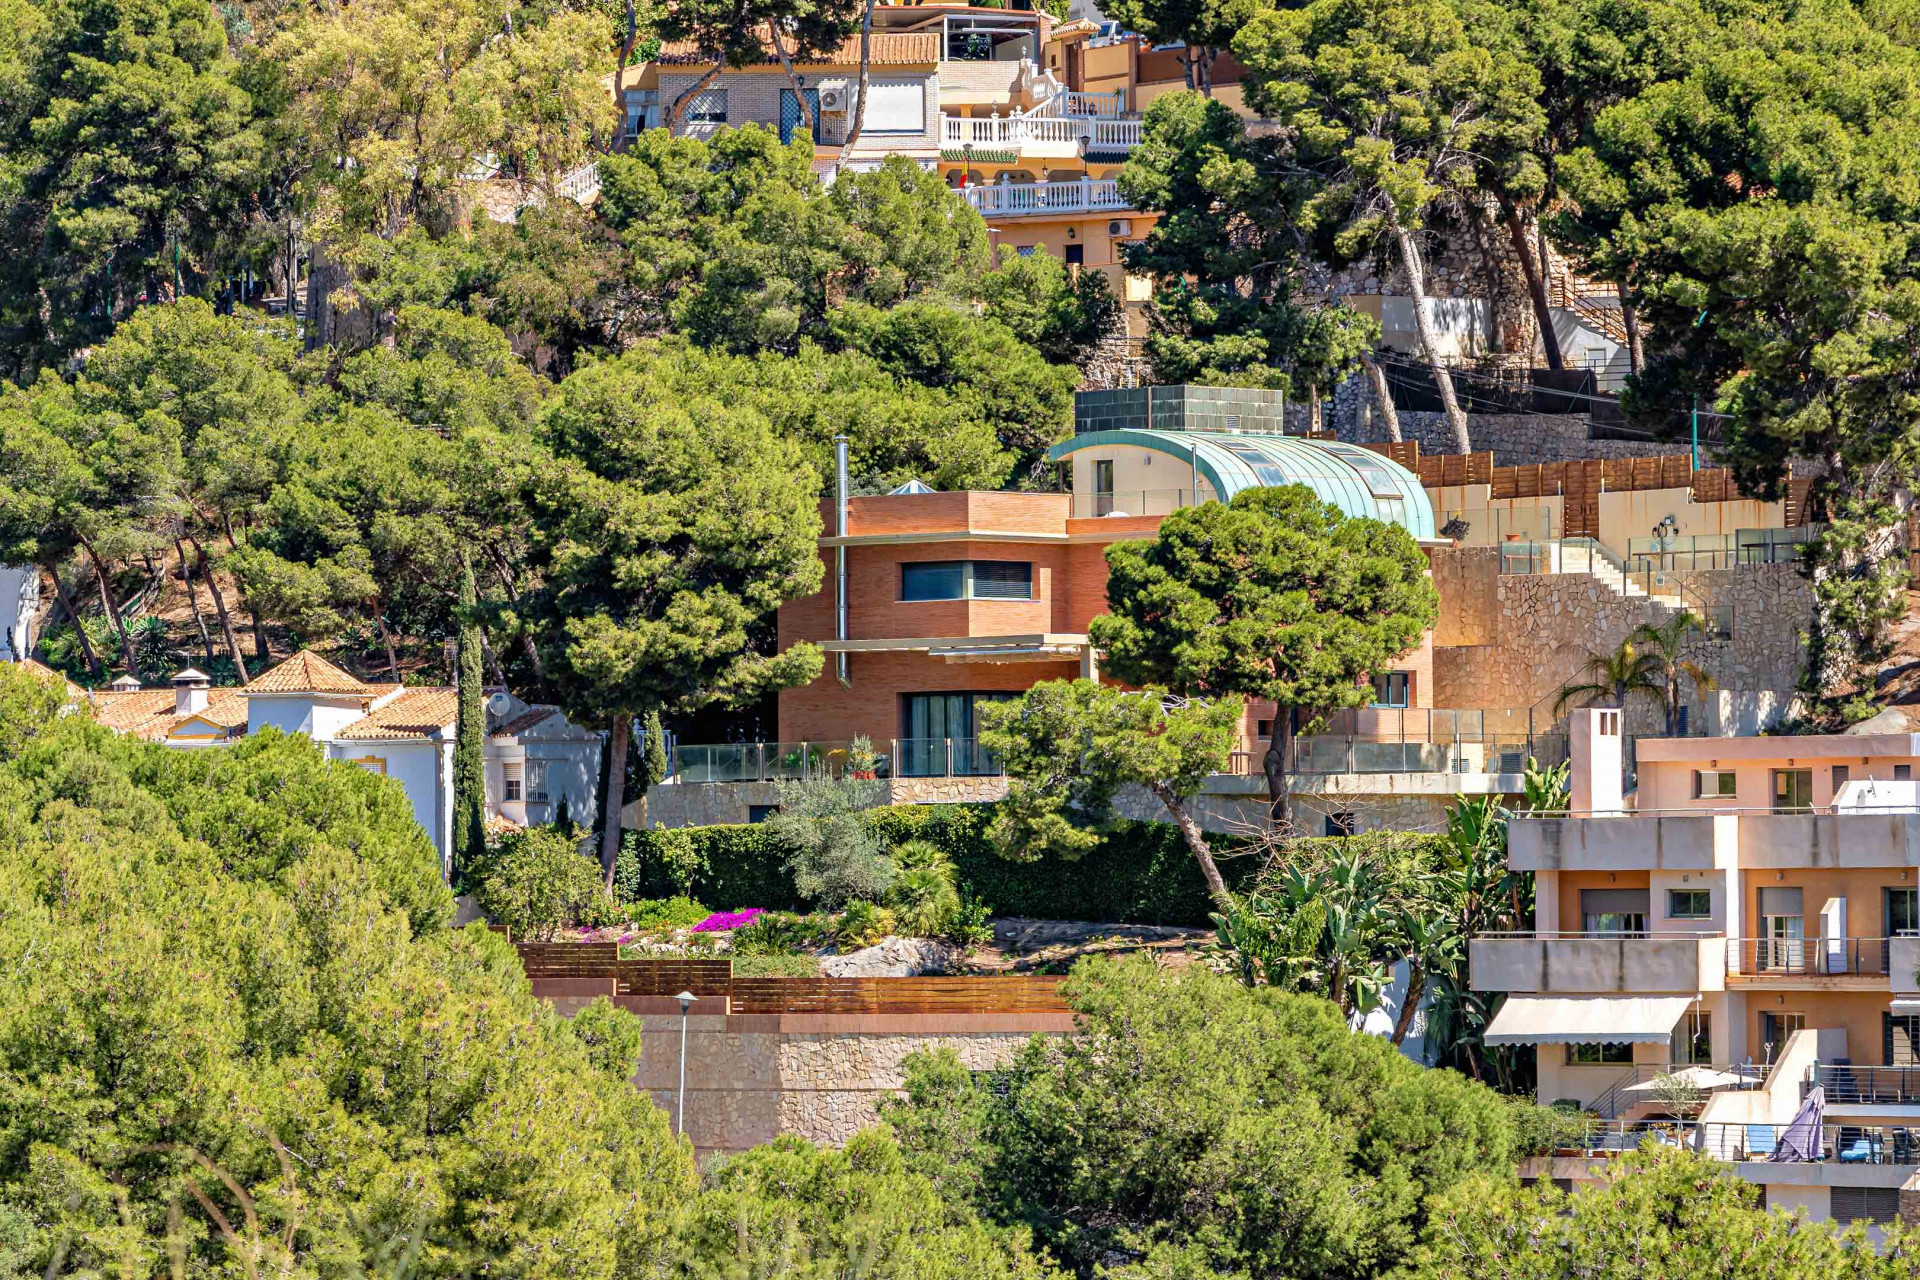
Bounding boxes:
452 557 488 886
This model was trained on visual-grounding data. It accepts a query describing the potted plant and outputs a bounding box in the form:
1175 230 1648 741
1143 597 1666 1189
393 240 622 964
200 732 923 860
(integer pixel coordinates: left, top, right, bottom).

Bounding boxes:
847 735 879 780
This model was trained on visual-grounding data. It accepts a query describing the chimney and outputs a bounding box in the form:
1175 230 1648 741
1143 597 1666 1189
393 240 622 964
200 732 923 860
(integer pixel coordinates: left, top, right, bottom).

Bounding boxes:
1568 707 1624 815
172 668 212 718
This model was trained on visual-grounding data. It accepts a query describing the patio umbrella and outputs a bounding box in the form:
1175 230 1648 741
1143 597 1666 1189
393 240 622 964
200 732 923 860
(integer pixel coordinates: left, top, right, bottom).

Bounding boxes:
1623 1066 1752 1092
1769 1085 1825 1162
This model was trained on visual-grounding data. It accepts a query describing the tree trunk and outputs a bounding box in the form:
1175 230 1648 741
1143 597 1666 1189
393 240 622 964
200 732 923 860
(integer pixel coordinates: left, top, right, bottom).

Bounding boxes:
841 0 877 152
1199 48 1213 97
667 59 728 128
1504 204 1563 371
599 713 631 892
1361 354 1402 444
480 627 508 688
187 536 249 684
1308 385 1321 434
1393 222 1471 453
372 599 402 682
1148 781 1234 913
175 538 216 667
610 0 640 153
47 565 102 678
482 544 547 696
250 608 273 667
82 544 138 676
767 28 816 137
1391 957 1425 1046
1620 290 1644 374
1261 716 1293 829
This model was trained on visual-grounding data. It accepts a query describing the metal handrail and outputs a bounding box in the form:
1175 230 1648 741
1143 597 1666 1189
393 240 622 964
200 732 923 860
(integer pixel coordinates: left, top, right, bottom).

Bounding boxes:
1542 1118 1919 1165
1479 930 1724 940
1729 936 1894 978
1512 804 1920 819
1806 1064 1920 1106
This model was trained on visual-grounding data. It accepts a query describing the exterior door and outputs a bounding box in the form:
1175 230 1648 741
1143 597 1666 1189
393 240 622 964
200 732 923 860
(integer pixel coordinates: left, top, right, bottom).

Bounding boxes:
1772 767 1813 813
1761 1011 1806 1063
779 89 822 144
1759 887 1805 971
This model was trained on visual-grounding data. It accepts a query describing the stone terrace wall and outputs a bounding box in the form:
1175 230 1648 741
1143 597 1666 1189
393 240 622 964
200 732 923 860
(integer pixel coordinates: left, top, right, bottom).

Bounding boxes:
1430 557 1810 725
540 1002 1073 1158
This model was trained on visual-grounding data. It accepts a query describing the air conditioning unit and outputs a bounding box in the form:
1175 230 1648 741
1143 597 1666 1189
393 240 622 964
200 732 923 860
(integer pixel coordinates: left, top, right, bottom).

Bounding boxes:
1107 218 1132 237
819 87 846 112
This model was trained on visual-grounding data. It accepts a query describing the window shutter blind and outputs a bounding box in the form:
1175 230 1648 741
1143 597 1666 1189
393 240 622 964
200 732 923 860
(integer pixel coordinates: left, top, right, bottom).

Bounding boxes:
863 81 925 132
1580 889 1651 916
971 561 1032 600
1759 888 1805 915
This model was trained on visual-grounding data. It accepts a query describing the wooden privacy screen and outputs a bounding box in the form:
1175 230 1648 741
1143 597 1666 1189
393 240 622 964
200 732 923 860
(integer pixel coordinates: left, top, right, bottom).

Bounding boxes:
514 945 1071 1013
728 976 1071 1015
1366 441 1784 540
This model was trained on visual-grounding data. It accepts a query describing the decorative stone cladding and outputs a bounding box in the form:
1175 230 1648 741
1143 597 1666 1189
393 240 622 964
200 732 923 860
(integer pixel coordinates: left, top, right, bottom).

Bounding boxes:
1344 407 1674 467
1428 556 1812 729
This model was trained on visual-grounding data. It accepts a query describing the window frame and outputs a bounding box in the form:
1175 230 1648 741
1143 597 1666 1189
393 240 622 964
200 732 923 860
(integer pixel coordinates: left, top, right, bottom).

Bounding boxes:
1693 769 1737 799
1566 1043 1634 1066
525 760 548 803
899 560 1034 602
1667 889 1712 920
1370 671 1412 709
503 763 524 803
1772 768 1814 813
685 88 728 124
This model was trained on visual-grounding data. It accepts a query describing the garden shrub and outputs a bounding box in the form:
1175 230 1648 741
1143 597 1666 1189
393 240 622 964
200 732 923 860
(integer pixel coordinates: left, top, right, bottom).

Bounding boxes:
477 827 616 941
624 895 710 931
618 805 1448 926
840 901 894 947
889 866 959 937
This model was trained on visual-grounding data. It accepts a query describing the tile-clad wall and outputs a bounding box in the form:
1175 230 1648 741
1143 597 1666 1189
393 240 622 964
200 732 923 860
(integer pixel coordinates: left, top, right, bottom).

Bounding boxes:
1073 385 1291 436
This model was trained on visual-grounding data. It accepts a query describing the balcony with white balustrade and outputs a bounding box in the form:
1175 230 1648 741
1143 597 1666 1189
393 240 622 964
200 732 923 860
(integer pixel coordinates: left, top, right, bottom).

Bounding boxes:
938 98 1146 163
959 177 1131 217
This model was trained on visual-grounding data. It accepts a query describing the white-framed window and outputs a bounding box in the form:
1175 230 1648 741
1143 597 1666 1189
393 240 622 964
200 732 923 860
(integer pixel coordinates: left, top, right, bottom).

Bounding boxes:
504 764 524 802
1694 769 1737 799
686 88 728 124
526 761 548 803
861 80 925 134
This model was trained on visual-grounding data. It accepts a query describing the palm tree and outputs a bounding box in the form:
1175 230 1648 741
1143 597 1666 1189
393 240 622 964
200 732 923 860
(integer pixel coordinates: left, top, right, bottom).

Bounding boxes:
1553 633 1664 720
1632 611 1719 737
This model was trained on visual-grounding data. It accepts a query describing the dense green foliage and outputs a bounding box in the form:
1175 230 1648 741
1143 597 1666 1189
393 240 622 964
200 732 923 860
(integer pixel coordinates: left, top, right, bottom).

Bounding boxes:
0 661 695 1276
619 805 1443 923
1400 1145 1915 1276
884 956 1519 1279
475 826 616 941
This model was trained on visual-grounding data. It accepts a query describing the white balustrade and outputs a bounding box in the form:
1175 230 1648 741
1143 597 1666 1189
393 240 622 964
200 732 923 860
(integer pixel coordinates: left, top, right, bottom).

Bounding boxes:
939 111 1144 153
960 178 1130 216
555 162 601 204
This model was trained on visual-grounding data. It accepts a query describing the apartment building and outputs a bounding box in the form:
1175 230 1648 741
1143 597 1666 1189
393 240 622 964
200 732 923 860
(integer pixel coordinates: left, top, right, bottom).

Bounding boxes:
1473 710 1920 1229
616 5 1159 322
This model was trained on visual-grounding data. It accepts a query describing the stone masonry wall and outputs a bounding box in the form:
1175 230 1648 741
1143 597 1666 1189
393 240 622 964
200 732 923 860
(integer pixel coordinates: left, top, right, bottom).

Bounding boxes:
621 1010 1068 1158
1429 557 1811 730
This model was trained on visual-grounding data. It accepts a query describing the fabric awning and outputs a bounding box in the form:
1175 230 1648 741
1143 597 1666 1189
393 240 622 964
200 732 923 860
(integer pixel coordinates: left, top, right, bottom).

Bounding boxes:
1484 995 1696 1046
1891 997 1920 1014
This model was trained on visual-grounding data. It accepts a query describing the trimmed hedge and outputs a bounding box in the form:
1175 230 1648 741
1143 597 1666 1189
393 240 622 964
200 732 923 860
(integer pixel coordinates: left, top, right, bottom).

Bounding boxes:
619 804 1449 926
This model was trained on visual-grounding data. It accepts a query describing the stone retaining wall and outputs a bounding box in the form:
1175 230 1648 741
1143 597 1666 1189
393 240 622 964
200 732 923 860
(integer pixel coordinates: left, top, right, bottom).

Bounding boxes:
544 999 1073 1158
1428 555 1810 723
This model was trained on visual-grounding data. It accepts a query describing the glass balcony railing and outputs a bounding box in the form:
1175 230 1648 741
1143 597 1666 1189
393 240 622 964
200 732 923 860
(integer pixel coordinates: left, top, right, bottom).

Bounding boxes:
892 738 1003 778
667 739 1004 783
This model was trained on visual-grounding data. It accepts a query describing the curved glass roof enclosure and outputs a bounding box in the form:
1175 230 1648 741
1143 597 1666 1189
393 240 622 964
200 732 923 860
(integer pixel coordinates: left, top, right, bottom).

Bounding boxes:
1048 430 1437 540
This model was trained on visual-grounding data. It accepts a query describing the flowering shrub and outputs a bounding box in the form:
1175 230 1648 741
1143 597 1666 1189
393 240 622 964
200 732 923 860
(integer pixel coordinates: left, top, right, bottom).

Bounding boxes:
691 908 764 932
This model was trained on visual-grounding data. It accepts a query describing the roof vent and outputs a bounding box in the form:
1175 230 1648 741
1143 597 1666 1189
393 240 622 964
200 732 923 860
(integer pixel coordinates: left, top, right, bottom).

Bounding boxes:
888 479 936 495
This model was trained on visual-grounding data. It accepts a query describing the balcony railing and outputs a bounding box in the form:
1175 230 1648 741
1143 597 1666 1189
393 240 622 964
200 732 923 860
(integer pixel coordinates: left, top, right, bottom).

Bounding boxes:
941 112 1088 148
962 178 1129 216
1729 937 1893 978
1539 1119 1920 1165
1588 1062 1763 1119
1807 1064 1920 1106
1470 931 1724 995
668 739 1003 784
1075 487 1206 518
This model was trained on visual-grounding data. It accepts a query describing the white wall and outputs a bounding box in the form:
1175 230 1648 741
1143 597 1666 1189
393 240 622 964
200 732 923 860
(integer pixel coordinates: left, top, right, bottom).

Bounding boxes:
328 740 448 866
0 566 40 661
1065 442 1217 515
248 695 368 740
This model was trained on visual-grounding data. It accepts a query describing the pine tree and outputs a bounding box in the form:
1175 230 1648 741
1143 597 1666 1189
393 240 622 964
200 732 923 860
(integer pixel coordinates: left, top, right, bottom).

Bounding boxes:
452 557 488 886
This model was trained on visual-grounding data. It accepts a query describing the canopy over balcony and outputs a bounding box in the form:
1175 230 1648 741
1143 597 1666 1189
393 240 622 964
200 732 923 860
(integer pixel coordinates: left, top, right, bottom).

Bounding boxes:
1484 994 1696 1046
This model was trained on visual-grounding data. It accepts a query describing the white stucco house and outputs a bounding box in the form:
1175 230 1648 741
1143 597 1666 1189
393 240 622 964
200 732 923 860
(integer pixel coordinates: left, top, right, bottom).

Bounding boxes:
82 650 601 876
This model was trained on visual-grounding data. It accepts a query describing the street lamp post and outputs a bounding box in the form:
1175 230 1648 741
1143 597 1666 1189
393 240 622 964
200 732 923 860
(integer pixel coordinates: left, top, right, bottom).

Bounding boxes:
675 990 697 1138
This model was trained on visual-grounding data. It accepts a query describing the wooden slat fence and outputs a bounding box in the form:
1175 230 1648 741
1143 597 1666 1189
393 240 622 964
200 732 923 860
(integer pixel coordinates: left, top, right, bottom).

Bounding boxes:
1364 440 1780 530
728 976 1071 1015
514 946 1070 1014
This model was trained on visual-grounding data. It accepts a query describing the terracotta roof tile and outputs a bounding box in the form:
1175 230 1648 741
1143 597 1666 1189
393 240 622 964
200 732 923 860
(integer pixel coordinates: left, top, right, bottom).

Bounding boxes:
335 688 459 740
17 659 84 699
90 689 252 740
248 651 375 696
